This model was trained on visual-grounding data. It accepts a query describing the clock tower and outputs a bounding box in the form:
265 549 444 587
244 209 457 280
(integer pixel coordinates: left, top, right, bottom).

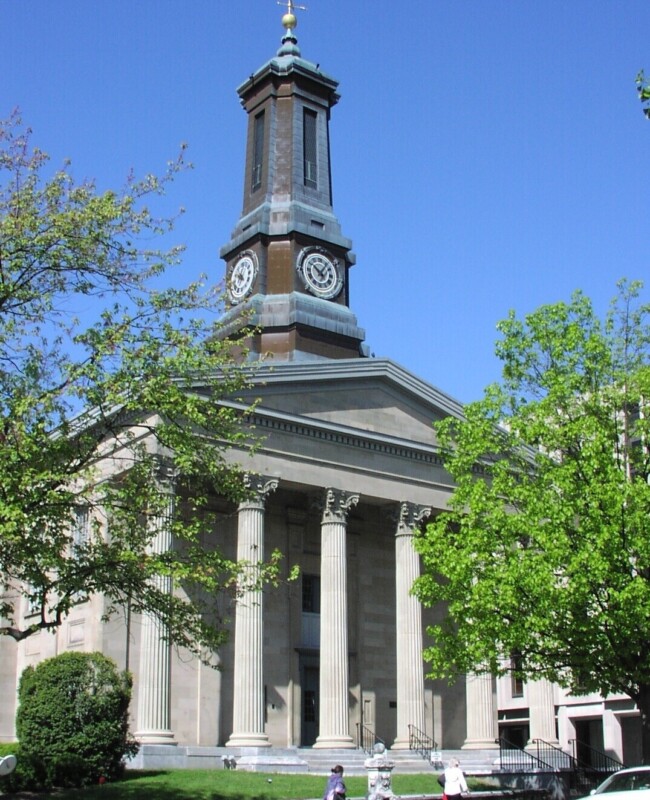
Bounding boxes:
219 8 367 361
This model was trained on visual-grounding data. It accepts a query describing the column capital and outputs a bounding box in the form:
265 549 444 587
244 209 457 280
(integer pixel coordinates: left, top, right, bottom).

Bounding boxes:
240 474 279 510
395 502 432 536
320 488 359 524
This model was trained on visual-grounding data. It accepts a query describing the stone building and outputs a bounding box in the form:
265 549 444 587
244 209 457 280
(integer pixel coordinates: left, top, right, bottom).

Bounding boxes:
0 7 641 769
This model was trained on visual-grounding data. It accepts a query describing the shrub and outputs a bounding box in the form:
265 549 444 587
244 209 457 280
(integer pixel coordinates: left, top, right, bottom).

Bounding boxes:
15 651 138 789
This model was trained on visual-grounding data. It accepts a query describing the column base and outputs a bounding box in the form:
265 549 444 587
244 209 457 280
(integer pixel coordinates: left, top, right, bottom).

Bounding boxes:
462 739 499 750
313 735 355 749
135 730 177 745
391 738 413 750
226 733 271 748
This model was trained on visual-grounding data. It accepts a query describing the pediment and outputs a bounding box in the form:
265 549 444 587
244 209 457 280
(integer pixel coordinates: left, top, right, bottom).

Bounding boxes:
240 358 463 449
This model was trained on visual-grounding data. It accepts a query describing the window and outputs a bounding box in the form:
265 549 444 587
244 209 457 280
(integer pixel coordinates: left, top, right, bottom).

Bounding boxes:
72 505 90 550
24 587 42 618
301 574 320 648
303 689 317 723
251 111 265 192
303 109 317 189
302 574 320 613
510 653 524 698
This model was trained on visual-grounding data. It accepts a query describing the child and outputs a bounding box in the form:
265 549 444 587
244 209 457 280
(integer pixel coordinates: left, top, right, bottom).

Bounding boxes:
323 764 346 800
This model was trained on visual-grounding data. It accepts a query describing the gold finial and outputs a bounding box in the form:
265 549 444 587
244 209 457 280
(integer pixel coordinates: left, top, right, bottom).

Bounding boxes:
278 0 306 31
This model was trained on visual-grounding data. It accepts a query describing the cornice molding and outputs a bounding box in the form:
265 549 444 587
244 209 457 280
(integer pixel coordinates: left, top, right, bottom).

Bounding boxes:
244 357 465 420
247 406 446 468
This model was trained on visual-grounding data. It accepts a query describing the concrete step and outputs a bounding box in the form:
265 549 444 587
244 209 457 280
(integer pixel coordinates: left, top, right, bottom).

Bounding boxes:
130 744 501 777
296 747 500 776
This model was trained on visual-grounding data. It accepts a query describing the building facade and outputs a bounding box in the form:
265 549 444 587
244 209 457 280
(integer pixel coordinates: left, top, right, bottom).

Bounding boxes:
0 9 641 767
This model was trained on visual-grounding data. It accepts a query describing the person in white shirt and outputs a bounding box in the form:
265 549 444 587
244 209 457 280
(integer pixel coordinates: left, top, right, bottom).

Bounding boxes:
440 758 469 800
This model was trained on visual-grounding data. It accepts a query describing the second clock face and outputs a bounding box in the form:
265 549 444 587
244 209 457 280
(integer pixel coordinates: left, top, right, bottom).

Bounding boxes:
300 250 343 299
228 253 257 302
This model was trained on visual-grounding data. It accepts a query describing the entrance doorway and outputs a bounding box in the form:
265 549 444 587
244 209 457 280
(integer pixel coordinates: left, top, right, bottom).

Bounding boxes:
621 716 642 765
301 665 319 746
574 718 604 766
499 724 529 749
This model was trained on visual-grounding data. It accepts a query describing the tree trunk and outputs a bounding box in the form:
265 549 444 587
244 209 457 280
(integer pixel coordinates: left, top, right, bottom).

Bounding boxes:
636 683 650 765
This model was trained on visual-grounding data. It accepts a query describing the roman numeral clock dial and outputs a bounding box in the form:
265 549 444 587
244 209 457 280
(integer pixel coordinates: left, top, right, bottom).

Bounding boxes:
227 252 258 303
298 248 343 299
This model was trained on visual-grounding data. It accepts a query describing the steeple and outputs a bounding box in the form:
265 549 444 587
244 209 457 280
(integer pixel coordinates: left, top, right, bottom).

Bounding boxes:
219 7 367 362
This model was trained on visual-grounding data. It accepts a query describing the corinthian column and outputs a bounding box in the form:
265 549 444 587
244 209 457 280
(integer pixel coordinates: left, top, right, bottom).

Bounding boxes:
226 475 278 747
135 461 176 744
462 671 498 749
392 502 431 749
314 488 359 749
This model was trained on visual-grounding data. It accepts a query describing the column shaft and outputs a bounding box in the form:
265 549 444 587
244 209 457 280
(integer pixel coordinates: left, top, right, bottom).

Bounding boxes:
136 468 175 744
227 476 277 748
314 489 358 749
392 502 430 749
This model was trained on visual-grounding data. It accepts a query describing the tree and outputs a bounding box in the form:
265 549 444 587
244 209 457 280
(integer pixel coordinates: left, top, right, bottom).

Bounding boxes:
15 651 135 788
637 70 650 119
0 111 282 660
413 281 650 761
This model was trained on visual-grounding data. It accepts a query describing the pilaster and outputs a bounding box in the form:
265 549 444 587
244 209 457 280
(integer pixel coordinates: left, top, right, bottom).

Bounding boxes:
526 678 559 746
462 671 498 749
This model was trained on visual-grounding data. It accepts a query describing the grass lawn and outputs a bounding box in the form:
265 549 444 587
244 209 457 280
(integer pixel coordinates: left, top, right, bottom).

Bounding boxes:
2 768 445 800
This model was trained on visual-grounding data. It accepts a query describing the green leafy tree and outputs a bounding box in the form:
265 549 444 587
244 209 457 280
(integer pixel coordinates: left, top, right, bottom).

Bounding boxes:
0 111 281 659
414 281 650 761
15 651 135 788
637 70 650 119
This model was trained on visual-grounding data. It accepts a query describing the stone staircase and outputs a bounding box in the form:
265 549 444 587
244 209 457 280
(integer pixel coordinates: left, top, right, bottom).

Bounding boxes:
296 747 500 776
131 743 501 777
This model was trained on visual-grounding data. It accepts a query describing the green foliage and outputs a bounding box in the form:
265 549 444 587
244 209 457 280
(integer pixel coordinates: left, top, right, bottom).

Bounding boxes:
637 70 650 119
14 651 136 789
0 111 285 661
414 281 650 752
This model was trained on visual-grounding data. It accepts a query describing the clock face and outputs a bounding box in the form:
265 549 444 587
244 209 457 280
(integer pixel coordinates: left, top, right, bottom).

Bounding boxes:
300 250 343 299
228 253 257 302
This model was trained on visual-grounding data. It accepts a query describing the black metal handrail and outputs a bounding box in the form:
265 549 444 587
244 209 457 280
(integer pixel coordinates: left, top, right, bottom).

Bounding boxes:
566 739 624 795
408 724 439 762
356 723 385 755
500 737 623 795
497 737 556 772
530 739 574 771
569 739 625 775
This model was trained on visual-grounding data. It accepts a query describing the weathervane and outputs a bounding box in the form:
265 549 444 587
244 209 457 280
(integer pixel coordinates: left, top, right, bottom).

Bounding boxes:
277 0 307 30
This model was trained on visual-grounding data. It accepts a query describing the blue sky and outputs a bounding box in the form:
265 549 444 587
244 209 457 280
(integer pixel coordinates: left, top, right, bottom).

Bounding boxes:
2 0 649 404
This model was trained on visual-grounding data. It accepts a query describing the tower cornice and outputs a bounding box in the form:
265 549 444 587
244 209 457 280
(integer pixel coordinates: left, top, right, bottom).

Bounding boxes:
238 57 340 109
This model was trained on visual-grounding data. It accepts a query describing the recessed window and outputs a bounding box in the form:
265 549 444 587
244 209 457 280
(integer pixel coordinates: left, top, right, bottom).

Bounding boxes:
304 689 317 722
510 653 524 698
251 111 265 192
302 574 320 614
72 505 90 550
303 109 317 189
